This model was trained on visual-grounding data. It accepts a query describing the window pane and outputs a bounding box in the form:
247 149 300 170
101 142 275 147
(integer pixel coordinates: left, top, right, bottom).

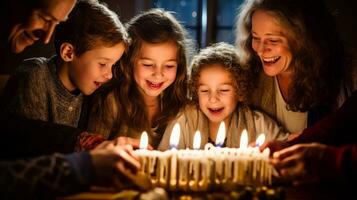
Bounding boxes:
153 0 198 26
216 0 243 44
216 0 243 27
152 0 199 46
216 29 235 44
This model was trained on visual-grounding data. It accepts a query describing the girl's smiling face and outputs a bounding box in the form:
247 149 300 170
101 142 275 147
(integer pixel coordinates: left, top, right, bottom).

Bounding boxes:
197 64 238 124
134 41 178 101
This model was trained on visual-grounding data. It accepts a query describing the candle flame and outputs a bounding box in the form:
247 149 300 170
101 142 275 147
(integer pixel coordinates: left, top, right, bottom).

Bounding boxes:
256 133 265 147
139 131 148 149
215 121 226 147
169 123 181 149
193 130 201 150
240 129 248 149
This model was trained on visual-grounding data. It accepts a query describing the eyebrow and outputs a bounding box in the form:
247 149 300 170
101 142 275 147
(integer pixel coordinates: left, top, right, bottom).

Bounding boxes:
98 57 112 61
198 83 233 87
251 30 284 37
139 57 177 62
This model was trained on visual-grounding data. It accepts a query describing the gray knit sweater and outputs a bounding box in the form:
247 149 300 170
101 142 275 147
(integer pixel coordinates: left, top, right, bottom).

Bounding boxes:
1 56 84 128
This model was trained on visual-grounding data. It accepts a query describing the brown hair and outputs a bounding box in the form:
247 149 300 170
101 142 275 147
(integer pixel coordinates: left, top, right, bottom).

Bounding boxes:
92 9 191 146
189 42 254 106
235 0 351 111
54 0 129 56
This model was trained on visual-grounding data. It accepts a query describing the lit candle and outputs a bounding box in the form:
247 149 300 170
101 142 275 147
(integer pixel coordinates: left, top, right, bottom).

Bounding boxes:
255 133 265 147
193 130 201 150
139 131 148 150
169 123 180 189
137 131 149 173
170 123 181 149
240 129 248 150
215 121 226 147
237 129 249 183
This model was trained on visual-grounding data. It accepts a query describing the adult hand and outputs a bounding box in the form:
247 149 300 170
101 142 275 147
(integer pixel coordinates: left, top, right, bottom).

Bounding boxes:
90 142 141 189
259 140 290 155
270 143 327 185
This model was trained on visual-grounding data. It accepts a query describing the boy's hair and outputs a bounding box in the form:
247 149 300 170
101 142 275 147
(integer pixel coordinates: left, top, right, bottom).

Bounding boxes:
189 42 254 105
94 8 191 145
54 0 129 56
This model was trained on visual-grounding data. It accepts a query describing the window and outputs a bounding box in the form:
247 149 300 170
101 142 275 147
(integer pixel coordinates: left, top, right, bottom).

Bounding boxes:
152 0 200 46
153 0 244 47
215 0 244 44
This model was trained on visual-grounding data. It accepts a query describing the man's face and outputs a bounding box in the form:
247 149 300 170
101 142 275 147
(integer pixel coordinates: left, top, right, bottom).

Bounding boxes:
8 0 76 53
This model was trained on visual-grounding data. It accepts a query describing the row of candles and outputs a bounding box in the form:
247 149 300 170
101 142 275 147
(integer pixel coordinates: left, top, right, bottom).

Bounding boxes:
134 122 273 191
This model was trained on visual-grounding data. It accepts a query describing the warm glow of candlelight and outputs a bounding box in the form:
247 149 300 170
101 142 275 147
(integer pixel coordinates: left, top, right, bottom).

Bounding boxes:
215 121 226 146
256 133 265 147
263 147 270 156
139 131 148 149
169 123 181 149
193 130 201 150
240 129 248 149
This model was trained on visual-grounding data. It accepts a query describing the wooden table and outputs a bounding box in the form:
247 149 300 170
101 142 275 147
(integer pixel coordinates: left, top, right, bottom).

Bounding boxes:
59 182 352 200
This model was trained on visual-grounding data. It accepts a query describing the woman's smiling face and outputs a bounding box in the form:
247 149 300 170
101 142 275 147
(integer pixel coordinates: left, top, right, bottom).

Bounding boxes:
251 9 293 76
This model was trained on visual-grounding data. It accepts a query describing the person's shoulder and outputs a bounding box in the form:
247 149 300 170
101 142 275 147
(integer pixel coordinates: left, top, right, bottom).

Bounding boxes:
239 104 274 120
178 104 202 122
183 104 197 112
12 57 53 86
16 57 50 74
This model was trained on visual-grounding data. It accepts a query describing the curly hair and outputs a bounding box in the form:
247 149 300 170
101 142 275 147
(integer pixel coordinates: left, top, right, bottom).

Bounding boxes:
189 42 254 106
235 0 350 111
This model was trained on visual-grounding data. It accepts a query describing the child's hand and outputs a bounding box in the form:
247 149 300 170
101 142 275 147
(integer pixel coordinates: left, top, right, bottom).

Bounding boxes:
259 140 290 155
112 136 153 150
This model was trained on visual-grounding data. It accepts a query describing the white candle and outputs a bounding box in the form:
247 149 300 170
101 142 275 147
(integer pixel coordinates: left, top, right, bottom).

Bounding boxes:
169 123 180 189
178 149 189 191
189 131 201 191
136 131 149 174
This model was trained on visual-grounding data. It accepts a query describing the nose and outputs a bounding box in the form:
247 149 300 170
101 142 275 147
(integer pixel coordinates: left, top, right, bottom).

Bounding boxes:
208 91 219 103
153 66 163 78
104 67 113 80
255 41 269 56
42 22 57 44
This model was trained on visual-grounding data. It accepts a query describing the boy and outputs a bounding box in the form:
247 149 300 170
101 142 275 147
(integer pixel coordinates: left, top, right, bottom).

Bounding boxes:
1 0 127 128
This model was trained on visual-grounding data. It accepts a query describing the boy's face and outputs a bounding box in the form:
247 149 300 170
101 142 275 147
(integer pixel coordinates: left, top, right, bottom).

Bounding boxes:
197 64 238 124
134 41 178 101
64 42 125 95
8 0 76 53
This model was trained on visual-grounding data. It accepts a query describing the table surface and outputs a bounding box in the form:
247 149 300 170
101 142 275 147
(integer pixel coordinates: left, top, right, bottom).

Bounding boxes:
59 182 352 200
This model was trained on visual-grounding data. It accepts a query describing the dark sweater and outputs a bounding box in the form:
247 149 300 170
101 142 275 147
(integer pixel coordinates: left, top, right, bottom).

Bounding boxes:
0 152 93 200
0 56 84 128
0 114 95 199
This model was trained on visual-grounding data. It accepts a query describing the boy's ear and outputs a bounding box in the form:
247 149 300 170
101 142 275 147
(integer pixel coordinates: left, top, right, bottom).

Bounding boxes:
60 43 75 61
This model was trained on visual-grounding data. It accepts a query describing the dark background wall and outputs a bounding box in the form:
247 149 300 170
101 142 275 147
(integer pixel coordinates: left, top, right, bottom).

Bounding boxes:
2 0 356 74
